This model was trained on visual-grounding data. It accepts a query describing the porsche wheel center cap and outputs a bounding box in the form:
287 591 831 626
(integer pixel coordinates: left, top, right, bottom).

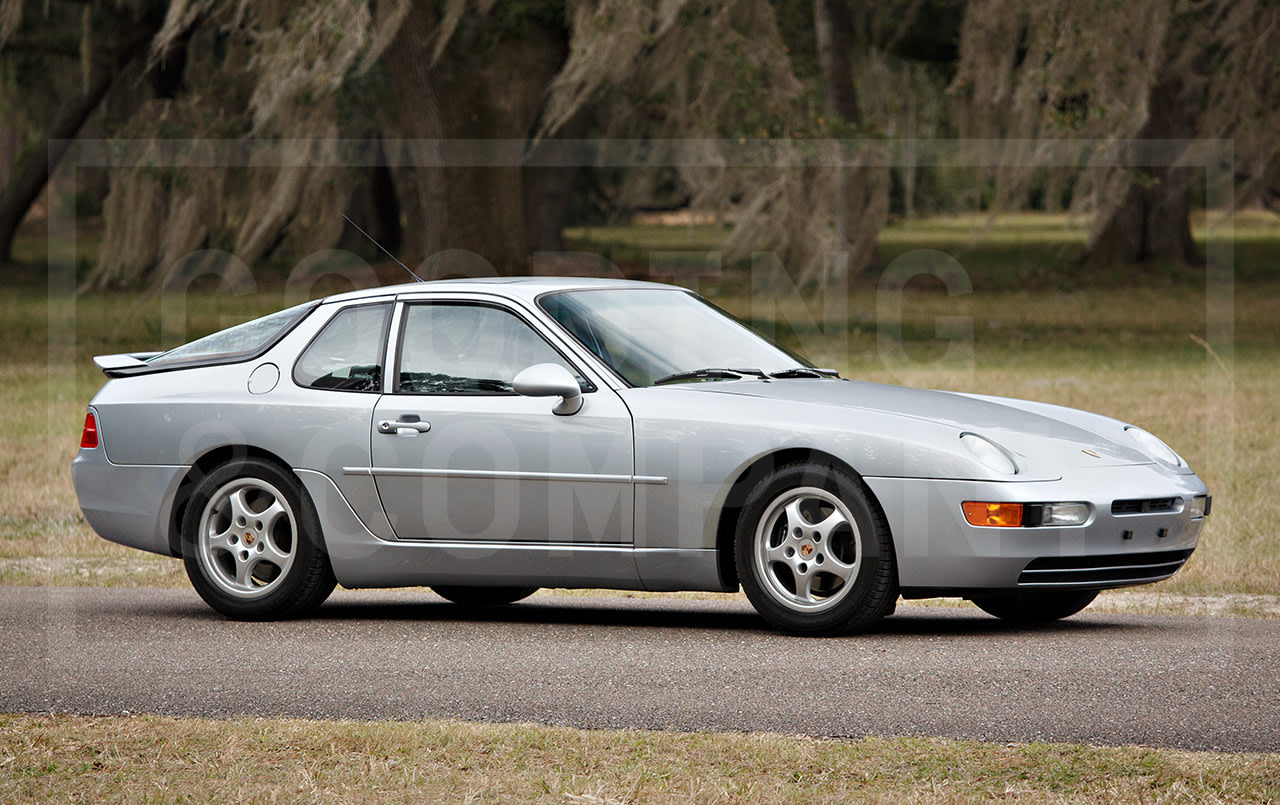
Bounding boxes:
800 543 814 558
243 533 255 545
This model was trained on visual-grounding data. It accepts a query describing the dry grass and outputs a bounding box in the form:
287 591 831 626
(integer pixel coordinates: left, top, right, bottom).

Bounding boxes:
2 714 1278 804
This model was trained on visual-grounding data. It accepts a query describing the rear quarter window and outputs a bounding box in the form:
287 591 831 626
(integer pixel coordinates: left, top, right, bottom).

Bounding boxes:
293 303 391 392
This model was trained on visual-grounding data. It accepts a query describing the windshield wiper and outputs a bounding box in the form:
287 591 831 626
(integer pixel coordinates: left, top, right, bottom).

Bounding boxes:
768 367 841 379
654 368 759 386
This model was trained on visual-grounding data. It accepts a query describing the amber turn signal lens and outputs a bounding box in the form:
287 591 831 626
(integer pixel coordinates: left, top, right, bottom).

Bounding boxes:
962 501 1023 527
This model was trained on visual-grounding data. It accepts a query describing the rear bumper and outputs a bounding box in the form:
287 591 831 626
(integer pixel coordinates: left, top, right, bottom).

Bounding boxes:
866 463 1209 592
71 445 186 557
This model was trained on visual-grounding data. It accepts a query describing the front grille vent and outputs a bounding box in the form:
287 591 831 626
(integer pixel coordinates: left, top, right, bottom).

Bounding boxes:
1017 548 1194 586
1111 497 1178 515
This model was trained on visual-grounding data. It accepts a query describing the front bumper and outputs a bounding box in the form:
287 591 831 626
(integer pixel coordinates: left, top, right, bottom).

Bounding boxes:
865 463 1209 592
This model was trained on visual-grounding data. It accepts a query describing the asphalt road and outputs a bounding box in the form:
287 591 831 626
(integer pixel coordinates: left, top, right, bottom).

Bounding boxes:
1 586 1276 752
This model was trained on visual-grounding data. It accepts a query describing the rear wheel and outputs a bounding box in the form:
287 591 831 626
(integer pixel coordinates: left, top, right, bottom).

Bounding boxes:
431 586 540 606
182 458 336 620
735 462 897 635
969 590 1098 623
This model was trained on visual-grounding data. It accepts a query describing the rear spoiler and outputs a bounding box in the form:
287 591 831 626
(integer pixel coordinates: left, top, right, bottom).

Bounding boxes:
93 352 164 377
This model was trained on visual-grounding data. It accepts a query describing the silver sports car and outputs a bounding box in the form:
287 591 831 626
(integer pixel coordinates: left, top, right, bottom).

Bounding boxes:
73 278 1210 634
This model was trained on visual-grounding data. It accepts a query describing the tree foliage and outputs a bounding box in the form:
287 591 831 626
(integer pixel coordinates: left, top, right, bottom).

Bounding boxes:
65 0 921 288
5 0 1277 284
953 0 1280 266
73 0 863 286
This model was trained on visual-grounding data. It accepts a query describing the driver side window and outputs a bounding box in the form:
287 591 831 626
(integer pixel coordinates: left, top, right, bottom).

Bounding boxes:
397 303 590 394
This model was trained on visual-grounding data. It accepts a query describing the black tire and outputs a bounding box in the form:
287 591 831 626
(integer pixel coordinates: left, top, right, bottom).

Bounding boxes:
969 590 1098 623
431 586 540 606
735 462 897 635
182 458 336 620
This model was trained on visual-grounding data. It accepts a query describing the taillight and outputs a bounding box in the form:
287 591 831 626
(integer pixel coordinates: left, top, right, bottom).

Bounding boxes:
80 412 99 449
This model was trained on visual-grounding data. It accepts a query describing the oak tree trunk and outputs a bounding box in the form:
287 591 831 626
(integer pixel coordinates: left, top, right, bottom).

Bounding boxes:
340 151 402 258
380 3 449 269
1084 168 1200 267
382 7 568 277
1082 68 1205 267
813 0 887 287
523 108 590 254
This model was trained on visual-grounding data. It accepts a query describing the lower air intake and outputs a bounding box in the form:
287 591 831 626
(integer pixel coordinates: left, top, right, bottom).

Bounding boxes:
1017 548 1194 587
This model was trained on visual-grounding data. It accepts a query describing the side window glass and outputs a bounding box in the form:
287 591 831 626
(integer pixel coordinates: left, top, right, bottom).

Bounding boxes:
294 303 390 392
398 304 590 394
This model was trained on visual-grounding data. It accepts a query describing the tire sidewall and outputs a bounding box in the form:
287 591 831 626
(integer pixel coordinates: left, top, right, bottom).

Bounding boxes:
735 463 893 634
182 458 327 619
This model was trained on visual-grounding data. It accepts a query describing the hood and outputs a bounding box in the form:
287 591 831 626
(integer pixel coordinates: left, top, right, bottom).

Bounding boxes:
679 378 1153 471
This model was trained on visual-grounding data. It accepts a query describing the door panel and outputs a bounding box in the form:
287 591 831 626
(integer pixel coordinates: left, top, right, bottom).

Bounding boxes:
371 301 635 544
372 394 634 542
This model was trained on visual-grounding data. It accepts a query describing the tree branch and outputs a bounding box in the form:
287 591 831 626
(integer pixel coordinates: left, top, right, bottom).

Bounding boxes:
0 19 159 263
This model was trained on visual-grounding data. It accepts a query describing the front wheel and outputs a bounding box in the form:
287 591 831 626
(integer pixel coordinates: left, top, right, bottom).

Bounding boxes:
431 586 540 606
735 462 897 635
969 590 1098 623
182 458 336 620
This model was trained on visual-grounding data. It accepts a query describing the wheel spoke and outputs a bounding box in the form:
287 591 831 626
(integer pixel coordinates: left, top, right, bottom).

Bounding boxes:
783 499 812 530
227 488 253 525
820 552 856 582
207 526 236 553
259 533 293 570
765 541 790 563
258 498 288 534
233 553 255 588
793 567 815 602
811 508 848 541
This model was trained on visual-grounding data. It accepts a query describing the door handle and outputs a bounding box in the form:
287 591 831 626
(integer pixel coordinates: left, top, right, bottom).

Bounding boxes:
377 419 431 435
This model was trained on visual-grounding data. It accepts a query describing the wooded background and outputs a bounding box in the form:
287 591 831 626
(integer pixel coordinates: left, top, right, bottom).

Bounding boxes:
2 0 1277 289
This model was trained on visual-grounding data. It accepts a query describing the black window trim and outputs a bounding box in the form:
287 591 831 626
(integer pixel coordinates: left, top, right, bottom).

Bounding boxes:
391 299 598 397
291 300 393 394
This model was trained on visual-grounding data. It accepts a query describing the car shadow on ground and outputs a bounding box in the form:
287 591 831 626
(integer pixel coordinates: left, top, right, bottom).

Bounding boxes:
263 594 1152 639
128 588 1153 638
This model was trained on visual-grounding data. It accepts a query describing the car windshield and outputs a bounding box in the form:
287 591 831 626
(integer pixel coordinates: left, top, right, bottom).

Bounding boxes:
148 302 314 368
539 288 813 387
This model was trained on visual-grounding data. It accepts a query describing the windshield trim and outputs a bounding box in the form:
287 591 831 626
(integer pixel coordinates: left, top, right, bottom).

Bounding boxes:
534 286 815 389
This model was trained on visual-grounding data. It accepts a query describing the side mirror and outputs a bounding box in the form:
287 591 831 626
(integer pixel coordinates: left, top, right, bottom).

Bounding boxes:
513 363 583 416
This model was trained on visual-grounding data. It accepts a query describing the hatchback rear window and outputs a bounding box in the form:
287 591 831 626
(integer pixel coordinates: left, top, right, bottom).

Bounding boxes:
147 302 315 369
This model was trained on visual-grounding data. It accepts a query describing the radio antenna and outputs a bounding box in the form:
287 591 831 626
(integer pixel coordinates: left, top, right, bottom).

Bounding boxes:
342 214 424 283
